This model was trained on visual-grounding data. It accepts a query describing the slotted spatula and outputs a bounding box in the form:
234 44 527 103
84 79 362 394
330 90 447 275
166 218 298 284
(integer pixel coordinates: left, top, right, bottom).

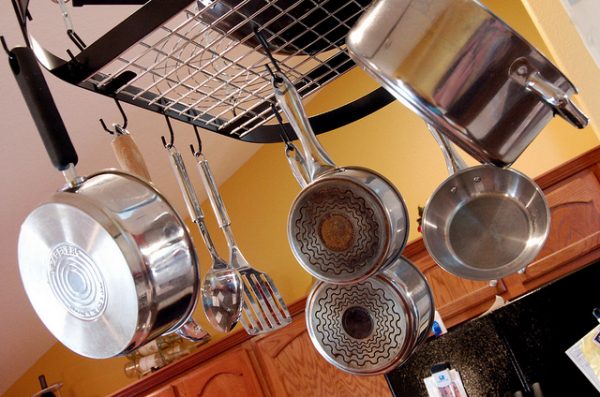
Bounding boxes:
192 148 292 335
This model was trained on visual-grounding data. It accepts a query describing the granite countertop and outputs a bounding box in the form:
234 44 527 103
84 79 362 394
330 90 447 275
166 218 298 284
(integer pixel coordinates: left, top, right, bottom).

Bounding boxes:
386 261 600 397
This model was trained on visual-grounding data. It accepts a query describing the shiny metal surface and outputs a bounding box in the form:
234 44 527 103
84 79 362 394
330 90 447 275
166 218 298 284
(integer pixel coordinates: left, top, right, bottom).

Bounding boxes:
383 256 434 348
18 171 199 358
306 257 433 375
347 0 588 167
422 165 550 280
274 72 409 284
166 144 242 333
194 152 292 335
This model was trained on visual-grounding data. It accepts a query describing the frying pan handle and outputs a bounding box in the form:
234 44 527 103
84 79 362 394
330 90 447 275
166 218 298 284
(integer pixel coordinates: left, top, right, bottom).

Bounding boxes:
111 127 152 181
273 72 335 181
510 58 589 129
427 124 467 175
285 143 309 188
8 46 78 171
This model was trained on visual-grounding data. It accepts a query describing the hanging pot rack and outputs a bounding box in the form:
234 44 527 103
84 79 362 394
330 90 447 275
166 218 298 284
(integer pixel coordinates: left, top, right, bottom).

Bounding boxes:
11 0 394 143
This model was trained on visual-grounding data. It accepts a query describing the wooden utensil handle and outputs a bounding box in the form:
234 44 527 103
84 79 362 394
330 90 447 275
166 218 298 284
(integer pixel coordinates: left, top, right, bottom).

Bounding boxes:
111 133 152 181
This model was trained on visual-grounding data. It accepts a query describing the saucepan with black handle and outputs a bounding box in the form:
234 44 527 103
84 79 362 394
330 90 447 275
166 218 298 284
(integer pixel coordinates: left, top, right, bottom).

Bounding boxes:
12 46 207 359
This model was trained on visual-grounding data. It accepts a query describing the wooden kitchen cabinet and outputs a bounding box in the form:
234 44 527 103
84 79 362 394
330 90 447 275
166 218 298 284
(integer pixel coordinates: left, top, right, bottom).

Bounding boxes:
144 386 177 397
113 147 600 397
171 347 267 397
250 316 393 397
503 157 600 297
405 240 507 329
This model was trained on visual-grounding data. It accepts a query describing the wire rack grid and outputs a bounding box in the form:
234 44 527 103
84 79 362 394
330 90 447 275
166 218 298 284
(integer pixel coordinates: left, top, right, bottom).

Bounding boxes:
82 0 372 139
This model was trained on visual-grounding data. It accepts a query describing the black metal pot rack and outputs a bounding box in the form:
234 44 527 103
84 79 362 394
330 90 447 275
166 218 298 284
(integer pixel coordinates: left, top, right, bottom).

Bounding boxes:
11 0 394 143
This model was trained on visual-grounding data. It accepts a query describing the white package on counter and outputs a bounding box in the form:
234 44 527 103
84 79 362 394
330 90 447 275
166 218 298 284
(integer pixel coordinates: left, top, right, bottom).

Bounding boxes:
566 324 600 392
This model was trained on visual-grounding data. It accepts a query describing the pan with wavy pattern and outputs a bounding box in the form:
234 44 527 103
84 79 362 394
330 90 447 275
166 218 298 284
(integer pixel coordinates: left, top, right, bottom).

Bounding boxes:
289 179 389 283
306 277 409 374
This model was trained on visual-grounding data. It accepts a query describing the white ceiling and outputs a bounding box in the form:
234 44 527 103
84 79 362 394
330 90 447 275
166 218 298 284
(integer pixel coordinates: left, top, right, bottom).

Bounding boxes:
0 1 262 394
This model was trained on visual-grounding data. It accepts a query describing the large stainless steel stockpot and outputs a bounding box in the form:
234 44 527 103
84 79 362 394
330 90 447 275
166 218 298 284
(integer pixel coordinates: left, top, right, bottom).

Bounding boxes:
273 72 409 284
12 46 206 359
306 256 434 375
347 0 589 167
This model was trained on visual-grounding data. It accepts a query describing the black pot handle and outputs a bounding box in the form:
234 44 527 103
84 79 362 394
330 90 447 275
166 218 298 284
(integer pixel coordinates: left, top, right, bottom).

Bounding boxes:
8 46 78 170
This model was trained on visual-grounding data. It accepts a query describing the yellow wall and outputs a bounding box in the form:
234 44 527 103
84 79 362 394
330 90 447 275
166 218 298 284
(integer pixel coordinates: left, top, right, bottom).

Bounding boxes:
521 0 600 136
4 1 599 396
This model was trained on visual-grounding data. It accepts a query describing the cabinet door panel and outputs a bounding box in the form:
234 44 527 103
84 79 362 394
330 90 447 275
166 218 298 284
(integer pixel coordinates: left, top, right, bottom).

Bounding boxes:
505 168 600 296
173 348 265 397
407 242 507 328
145 386 176 397
252 318 393 397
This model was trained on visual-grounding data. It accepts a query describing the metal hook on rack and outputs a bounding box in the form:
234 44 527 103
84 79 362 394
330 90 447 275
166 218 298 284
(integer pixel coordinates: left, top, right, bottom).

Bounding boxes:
254 28 282 76
190 125 203 157
99 98 128 135
161 115 175 149
0 36 10 56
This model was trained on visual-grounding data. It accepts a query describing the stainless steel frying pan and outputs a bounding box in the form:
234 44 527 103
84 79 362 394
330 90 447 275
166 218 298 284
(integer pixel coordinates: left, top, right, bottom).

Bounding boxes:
273 72 409 284
306 256 433 375
421 126 550 280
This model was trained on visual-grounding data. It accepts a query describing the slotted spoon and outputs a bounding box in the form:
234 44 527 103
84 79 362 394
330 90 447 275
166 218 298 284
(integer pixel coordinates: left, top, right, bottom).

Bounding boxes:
192 149 292 335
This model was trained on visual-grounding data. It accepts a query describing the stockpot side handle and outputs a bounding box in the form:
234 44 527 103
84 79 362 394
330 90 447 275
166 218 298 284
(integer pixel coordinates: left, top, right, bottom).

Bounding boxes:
509 58 589 129
273 72 335 181
9 46 78 171
427 124 467 175
285 143 309 188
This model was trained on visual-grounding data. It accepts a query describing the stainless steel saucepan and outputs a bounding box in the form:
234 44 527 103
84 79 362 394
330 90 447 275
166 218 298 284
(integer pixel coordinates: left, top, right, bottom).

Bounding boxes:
422 126 550 280
347 0 589 167
273 72 409 284
13 46 206 359
306 256 434 375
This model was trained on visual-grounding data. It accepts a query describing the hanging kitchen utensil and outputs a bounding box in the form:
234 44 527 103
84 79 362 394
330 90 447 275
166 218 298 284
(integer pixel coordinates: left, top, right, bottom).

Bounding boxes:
197 0 371 56
273 71 409 284
12 46 207 359
306 256 434 375
163 129 243 334
191 145 292 335
347 0 589 167
421 125 550 281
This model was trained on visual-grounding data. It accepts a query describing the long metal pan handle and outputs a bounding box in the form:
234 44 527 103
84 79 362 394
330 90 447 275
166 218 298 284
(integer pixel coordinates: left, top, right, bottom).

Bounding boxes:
510 57 589 129
8 46 78 171
166 144 223 260
111 126 152 181
272 72 335 182
427 124 467 175
166 145 204 223
195 153 231 230
285 143 309 188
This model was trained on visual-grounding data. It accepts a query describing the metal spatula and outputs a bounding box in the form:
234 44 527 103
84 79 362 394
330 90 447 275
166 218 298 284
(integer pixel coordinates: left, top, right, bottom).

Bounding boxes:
192 148 292 335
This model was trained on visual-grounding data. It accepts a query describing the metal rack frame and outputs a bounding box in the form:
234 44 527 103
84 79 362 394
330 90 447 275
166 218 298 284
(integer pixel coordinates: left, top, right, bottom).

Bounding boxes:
12 0 393 143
